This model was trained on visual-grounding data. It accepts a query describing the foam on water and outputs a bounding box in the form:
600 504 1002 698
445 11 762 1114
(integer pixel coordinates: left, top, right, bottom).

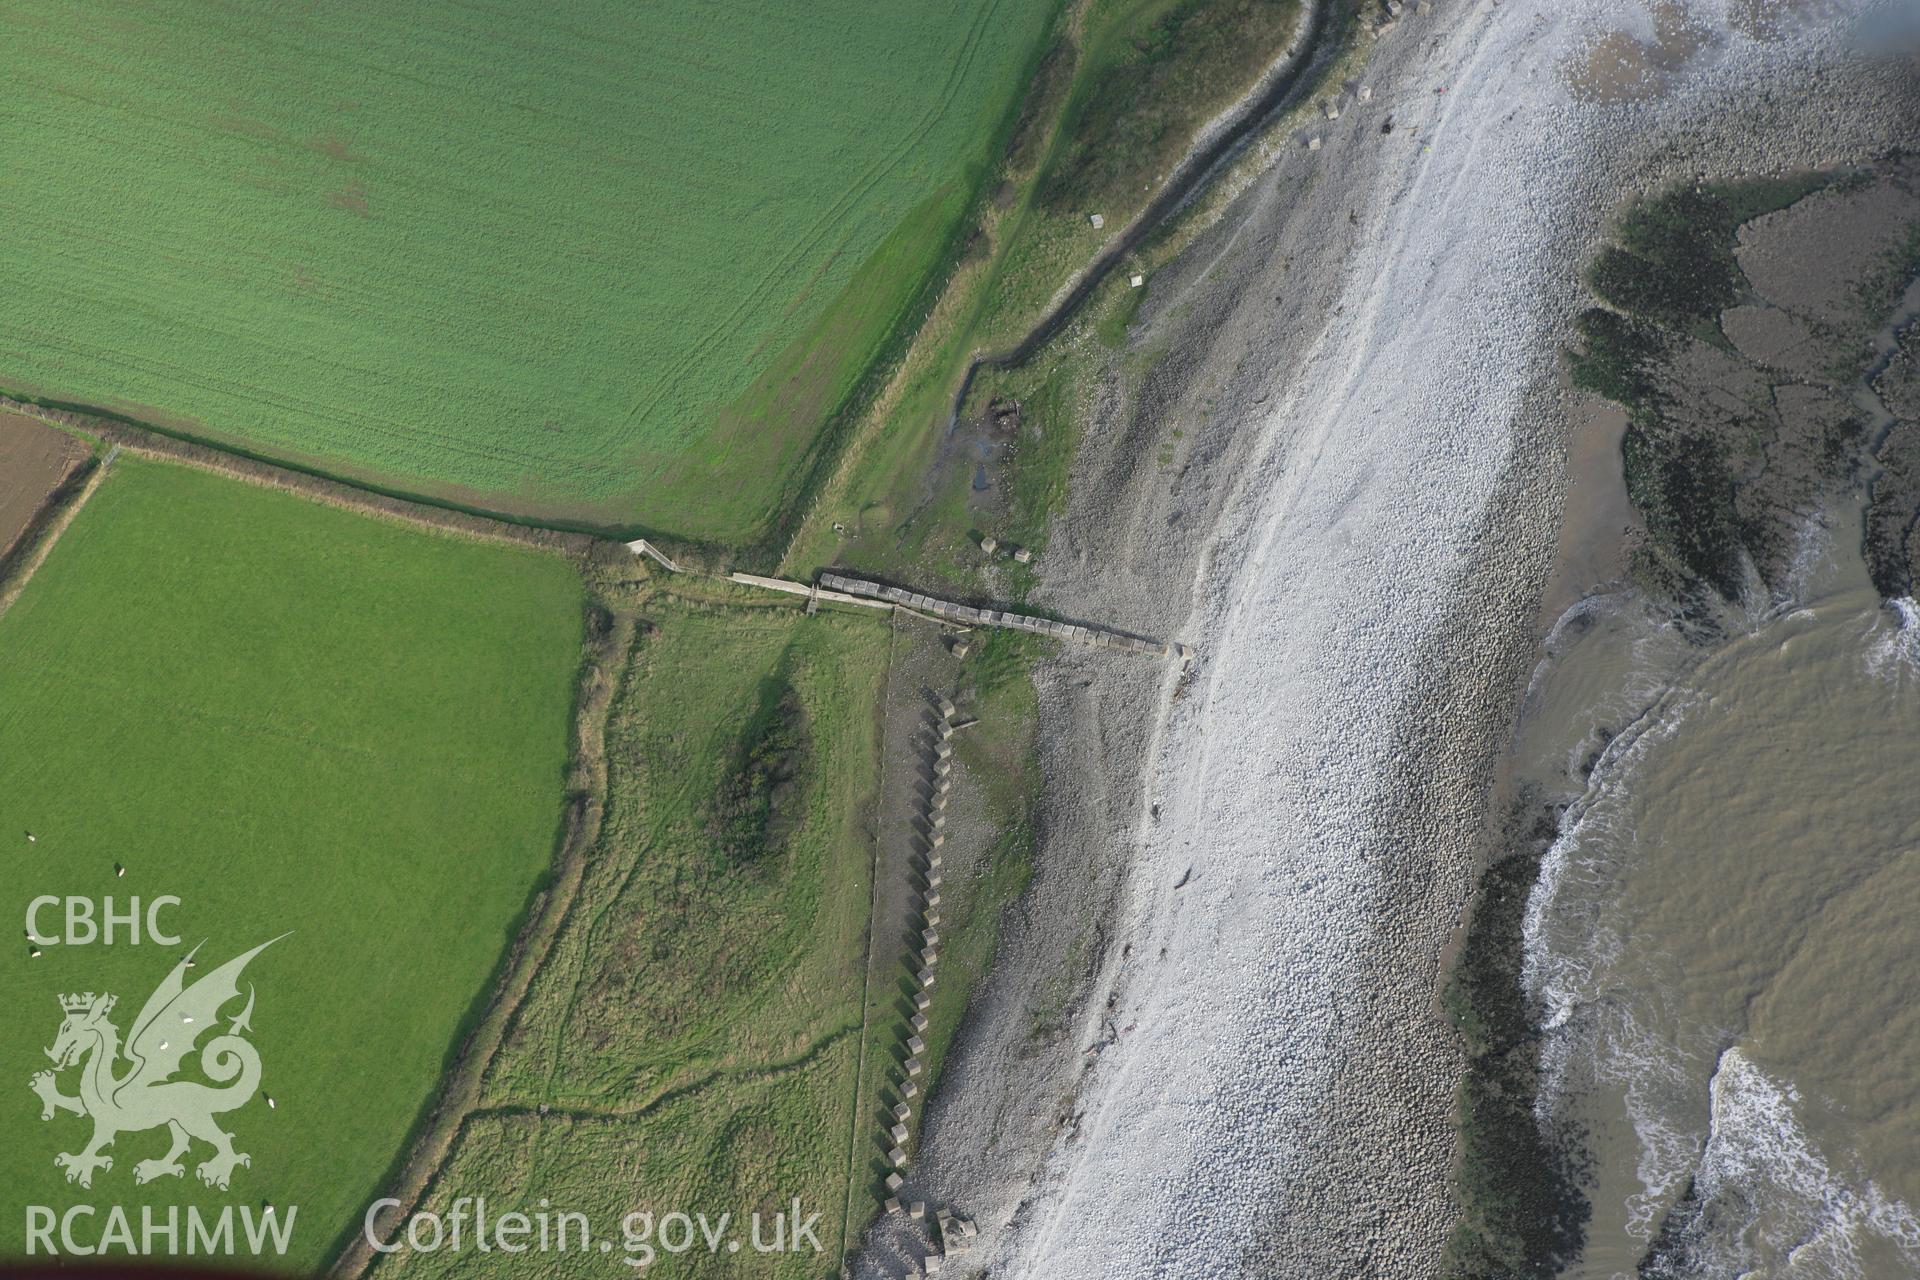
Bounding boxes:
1521 572 1920 1277
1863 596 1920 682
1675 1048 1920 1278
1522 682 1698 1033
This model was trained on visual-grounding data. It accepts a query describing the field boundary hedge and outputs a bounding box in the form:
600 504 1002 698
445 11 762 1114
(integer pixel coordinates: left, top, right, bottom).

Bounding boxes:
0 396 623 566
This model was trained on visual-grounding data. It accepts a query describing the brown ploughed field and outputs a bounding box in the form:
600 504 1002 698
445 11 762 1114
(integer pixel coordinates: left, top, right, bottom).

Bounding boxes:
0 410 86 558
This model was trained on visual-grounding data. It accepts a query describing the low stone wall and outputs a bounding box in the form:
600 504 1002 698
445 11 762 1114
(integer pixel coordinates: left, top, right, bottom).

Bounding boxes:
819 573 1189 660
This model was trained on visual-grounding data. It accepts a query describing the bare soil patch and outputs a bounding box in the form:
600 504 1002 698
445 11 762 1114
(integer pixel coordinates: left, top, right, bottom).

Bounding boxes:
0 409 86 558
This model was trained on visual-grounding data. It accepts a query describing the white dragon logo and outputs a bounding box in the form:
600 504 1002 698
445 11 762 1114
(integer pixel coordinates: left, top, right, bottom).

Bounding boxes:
29 937 282 1190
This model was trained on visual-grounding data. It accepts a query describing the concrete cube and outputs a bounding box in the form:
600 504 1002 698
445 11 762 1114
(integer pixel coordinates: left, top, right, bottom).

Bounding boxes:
884 1196 901 1214
914 992 931 1011
893 1102 912 1122
910 1013 929 1033
902 1079 920 1098
904 1057 923 1077
906 1034 926 1055
890 1123 910 1144
889 1146 908 1166
909 1202 926 1220
886 1171 905 1191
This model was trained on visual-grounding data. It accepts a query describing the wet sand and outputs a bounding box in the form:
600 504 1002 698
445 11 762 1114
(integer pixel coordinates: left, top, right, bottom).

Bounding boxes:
1539 397 1639 628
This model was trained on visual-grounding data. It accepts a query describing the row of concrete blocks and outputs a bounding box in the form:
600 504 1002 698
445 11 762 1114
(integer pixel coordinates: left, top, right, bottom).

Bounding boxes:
819 573 1185 659
874 1205 981 1277
880 695 961 1187
880 698 982 1272
883 702 967 1274
873 1206 978 1279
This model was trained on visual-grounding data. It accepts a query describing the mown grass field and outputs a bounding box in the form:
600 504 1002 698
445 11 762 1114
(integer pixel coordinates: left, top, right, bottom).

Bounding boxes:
0 0 1056 542
0 457 583 1272
383 595 891 1279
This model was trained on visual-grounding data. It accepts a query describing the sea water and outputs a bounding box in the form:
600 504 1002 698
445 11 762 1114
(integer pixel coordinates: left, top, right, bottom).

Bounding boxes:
1518 536 1920 1278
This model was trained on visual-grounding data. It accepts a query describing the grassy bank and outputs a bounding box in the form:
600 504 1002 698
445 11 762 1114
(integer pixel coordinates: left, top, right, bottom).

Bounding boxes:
379 589 894 1279
783 0 1312 580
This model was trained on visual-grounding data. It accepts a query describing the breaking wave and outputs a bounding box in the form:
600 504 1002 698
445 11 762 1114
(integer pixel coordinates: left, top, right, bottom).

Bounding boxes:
1863 596 1920 682
1644 1049 1920 1279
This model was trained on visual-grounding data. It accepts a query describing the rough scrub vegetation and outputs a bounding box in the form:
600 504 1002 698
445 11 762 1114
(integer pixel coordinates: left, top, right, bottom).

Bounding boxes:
1041 0 1302 215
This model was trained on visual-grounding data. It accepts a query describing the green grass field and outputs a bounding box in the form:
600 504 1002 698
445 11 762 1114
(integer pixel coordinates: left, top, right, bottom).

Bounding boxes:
0 0 1056 541
386 595 891 1278
0 457 583 1272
